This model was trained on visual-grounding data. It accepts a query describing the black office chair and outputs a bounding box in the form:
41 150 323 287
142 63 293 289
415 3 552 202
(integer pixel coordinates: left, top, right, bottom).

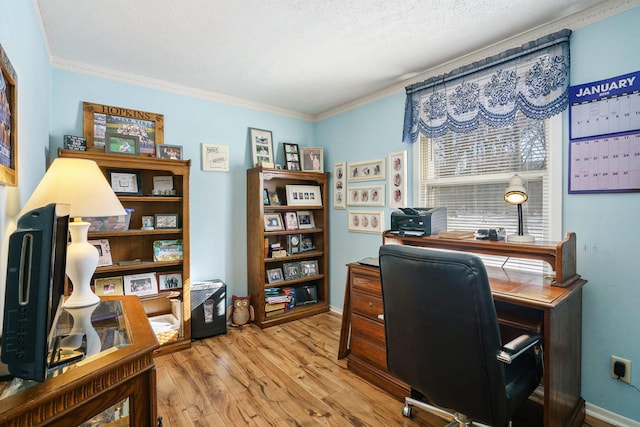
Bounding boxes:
379 245 543 427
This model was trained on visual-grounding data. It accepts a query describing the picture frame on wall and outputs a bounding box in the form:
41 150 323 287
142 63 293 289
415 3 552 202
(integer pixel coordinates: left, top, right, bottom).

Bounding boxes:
286 184 322 206
0 43 18 186
94 276 124 296
389 150 407 208
283 142 301 171
82 101 163 153
249 127 274 167
300 147 324 172
105 133 140 155
333 162 346 209
201 143 229 171
348 210 385 234
108 169 142 196
348 158 386 182
347 184 385 207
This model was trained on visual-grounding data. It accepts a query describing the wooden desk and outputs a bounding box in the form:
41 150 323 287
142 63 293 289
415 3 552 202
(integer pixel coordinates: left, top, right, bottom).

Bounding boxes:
340 232 587 427
0 296 159 426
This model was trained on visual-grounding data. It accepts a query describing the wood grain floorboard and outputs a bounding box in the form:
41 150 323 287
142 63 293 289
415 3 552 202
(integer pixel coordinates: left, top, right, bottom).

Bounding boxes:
155 312 612 427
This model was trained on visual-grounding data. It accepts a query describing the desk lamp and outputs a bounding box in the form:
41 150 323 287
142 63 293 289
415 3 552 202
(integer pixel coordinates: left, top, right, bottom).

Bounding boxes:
504 174 535 243
21 158 126 308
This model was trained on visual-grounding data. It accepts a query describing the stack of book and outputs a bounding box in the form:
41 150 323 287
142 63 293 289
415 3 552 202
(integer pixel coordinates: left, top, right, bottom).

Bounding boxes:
270 242 287 258
264 288 293 317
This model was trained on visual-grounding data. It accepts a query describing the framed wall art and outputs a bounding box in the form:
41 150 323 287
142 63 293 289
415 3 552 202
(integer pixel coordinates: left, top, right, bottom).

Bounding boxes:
347 184 385 207
89 239 113 267
348 210 385 234
283 142 301 171
108 169 142 196
201 143 229 171
82 101 164 153
389 150 407 208
157 271 183 291
286 184 322 206
123 272 159 297
300 147 324 172
105 133 140 155
156 144 183 160
249 127 274 167
0 42 17 186
94 276 124 296
348 158 386 182
333 162 346 209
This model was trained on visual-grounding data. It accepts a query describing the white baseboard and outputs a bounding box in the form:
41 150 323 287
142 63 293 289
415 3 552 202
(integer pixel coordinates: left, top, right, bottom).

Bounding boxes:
586 402 640 427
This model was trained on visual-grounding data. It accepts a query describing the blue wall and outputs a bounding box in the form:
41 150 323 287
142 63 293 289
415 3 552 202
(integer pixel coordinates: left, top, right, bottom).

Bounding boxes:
2 0 639 421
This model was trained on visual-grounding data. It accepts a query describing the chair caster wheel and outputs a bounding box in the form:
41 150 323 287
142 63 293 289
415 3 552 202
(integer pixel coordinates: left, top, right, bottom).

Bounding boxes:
402 404 412 418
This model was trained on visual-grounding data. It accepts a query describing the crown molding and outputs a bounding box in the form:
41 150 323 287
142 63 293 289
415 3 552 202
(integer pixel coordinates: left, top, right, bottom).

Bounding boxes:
315 0 640 121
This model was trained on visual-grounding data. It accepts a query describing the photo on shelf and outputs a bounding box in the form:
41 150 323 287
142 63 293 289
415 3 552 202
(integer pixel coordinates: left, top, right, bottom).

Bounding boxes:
300 234 315 252
268 191 281 206
263 213 284 231
89 239 113 267
123 272 159 297
301 260 319 276
266 268 284 284
157 271 183 291
263 188 270 205
284 211 299 230
94 276 124 296
283 262 303 280
285 184 322 206
155 213 179 229
153 239 184 261
296 210 315 229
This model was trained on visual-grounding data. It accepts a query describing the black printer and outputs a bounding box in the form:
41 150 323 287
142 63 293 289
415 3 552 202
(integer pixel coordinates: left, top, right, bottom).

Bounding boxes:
390 207 447 236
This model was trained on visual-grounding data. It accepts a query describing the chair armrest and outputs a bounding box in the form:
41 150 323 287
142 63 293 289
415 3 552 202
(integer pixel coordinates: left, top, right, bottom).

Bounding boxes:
496 333 541 364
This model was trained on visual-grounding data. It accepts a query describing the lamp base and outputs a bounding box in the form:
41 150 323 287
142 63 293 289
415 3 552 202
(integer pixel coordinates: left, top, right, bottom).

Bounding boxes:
63 221 101 309
507 233 535 243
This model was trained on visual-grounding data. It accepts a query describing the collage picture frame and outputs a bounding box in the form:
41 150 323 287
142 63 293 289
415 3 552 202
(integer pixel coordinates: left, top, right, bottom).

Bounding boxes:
250 127 274 167
286 184 322 206
347 158 386 182
389 150 407 208
347 184 385 207
348 210 385 234
333 162 346 209
283 142 301 171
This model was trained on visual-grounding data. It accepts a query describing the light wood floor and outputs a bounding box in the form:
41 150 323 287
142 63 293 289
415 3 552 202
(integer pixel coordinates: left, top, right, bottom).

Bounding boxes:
155 312 612 427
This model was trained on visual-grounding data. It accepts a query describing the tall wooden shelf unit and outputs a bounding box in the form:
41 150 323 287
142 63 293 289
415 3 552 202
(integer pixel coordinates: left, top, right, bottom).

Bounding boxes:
58 148 191 356
247 167 330 328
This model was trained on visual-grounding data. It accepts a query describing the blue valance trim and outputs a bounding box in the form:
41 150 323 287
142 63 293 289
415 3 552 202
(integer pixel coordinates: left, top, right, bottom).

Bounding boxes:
402 29 571 143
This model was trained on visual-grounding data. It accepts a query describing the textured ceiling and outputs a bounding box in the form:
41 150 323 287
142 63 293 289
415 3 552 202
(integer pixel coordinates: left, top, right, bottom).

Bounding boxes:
36 0 615 118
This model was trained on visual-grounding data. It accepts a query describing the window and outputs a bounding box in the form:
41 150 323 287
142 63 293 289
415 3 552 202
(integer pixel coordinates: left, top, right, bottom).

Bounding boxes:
415 111 562 270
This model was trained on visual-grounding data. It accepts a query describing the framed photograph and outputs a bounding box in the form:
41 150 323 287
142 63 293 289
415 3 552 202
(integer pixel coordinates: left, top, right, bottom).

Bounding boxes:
155 213 179 229
0 43 17 186
389 150 408 208
108 169 142 196
287 234 302 254
64 135 87 152
282 262 303 281
94 276 124 296
300 234 315 252
301 260 319 277
201 143 229 171
89 239 113 267
249 127 274 167
263 213 284 231
105 133 140 155
156 144 183 160
333 162 346 209
286 184 322 206
348 210 385 234
82 101 163 153
266 268 284 284
157 271 183 291
348 158 386 182
283 142 301 171
347 184 385 207
284 211 299 230
268 191 281 206
300 147 324 172
141 215 154 230
263 188 270 205
296 211 315 229
153 239 184 261
123 272 158 297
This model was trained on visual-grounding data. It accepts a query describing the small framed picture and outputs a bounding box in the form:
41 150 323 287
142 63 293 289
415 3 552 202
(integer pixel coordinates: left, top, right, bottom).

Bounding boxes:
286 185 322 206
287 234 302 254
283 262 302 281
300 147 324 172
283 142 301 171
333 162 346 209
250 127 274 167
263 188 270 205
108 169 142 196
155 213 179 229
153 239 184 261
300 234 315 252
123 272 158 297
264 213 284 231
266 268 284 284
94 276 124 296
284 211 299 230
296 211 315 229
156 144 183 160
105 133 140 155
268 191 281 206
348 158 386 182
141 215 154 230
301 260 319 277
157 271 183 291
89 239 113 267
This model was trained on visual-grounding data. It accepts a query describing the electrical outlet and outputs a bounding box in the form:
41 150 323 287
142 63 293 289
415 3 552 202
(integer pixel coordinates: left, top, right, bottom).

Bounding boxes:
610 355 632 384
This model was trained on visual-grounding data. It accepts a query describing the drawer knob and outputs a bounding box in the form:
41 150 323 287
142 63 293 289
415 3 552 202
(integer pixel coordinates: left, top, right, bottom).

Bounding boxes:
368 302 374 307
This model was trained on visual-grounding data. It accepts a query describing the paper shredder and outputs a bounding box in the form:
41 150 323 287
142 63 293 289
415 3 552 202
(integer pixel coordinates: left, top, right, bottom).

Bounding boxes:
191 280 227 339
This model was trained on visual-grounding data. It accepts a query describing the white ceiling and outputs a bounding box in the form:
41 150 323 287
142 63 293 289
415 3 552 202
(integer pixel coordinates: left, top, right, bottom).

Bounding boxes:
36 0 621 119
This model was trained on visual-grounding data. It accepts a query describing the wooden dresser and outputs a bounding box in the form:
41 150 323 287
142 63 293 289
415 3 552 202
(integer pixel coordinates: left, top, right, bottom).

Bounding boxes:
340 232 587 427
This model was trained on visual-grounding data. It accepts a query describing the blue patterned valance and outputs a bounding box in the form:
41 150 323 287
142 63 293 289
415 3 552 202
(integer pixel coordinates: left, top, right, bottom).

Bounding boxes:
402 29 571 143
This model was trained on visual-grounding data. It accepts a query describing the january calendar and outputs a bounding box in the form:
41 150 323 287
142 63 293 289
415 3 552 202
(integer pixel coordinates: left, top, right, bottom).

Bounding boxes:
569 71 640 193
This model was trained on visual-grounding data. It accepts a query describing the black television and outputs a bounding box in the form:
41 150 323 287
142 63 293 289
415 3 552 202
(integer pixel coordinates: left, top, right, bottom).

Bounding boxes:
1 203 70 382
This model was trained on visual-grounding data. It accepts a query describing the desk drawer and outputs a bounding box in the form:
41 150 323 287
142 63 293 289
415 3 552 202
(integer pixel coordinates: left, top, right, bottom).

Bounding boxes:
351 332 387 370
351 290 384 321
351 270 381 295
351 313 386 348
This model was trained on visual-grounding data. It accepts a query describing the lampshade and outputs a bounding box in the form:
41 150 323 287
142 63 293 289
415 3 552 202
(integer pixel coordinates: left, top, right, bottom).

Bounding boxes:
504 174 528 205
21 158 126 218
22 157 126 308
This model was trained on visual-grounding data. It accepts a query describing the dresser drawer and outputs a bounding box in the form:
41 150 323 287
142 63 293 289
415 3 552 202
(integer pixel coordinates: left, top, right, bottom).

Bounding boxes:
350 332 388 370
351 268 382 295
351 290 384 321
351 313 386 348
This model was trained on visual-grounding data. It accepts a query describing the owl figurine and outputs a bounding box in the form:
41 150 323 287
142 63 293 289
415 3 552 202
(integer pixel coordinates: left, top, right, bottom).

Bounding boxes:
227 295 255 327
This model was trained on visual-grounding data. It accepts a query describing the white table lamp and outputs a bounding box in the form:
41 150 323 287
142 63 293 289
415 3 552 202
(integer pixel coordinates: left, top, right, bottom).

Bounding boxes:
21 158 126 308
504 174 535 243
